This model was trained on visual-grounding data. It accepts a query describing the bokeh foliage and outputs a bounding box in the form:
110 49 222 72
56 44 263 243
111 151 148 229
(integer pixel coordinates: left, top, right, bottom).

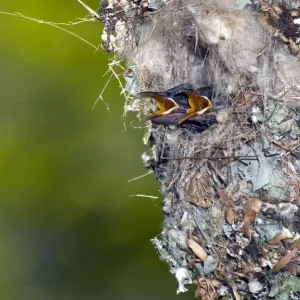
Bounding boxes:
0 1 194 299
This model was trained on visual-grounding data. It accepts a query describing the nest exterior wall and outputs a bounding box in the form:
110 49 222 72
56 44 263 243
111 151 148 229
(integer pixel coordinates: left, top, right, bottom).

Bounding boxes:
100 0 300 298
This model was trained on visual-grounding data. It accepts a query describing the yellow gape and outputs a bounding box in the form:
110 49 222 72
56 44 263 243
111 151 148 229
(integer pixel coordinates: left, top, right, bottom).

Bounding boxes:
141 93 180 122
151 95 179 115
178 91 212 124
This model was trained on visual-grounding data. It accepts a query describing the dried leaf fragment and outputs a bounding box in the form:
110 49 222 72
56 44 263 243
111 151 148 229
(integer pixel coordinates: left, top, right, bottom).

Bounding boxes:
228 281 241 300
290 179 300 201
196 277 220 300
290 9 300 17
289 39 300 55
243 198 262 239
187 237 208 261
268 228 293 244
245 198 262 218
273 236 300 272
290 238 300 250
225 207 235 224
273 248 298 272
236 92 255 106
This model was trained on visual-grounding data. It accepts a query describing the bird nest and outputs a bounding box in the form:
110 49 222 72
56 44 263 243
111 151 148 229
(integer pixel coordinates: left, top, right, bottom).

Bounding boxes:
98 0 300 298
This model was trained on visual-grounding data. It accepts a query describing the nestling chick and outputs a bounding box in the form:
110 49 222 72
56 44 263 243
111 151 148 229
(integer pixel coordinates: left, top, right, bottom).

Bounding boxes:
139 84 231 133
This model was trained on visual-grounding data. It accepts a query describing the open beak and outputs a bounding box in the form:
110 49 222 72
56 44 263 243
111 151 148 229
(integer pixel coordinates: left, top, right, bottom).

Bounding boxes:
178 91 212 124
139 92 180 122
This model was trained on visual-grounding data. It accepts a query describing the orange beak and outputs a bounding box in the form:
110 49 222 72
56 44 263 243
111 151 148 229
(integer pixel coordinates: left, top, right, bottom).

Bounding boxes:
178 91 212 124
139 92 181 122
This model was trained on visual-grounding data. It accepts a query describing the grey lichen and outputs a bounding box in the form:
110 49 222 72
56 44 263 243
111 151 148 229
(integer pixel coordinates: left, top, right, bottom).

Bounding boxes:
269 276 300 299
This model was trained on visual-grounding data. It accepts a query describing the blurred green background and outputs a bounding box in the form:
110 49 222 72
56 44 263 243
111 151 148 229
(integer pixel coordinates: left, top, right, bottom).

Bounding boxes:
0 1 194 299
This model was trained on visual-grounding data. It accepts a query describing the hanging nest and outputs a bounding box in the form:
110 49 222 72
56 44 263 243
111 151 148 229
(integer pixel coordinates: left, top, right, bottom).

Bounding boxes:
98 0 300 298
